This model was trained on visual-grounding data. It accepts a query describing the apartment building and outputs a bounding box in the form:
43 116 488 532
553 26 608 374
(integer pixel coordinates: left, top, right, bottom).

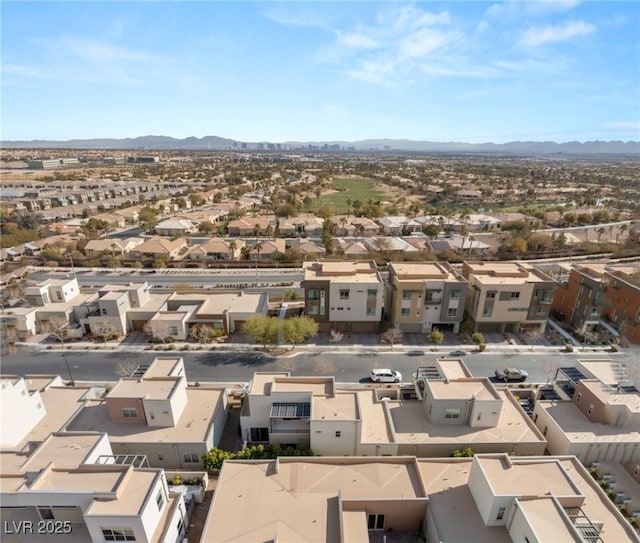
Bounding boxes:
240 358 545 457
551 263 608 337
602 267 640 344
65 357 228 470
0 432 189 543
387 261 468 333
532 359 640 466
200 453 639 543
303 260 383 333
462 261 557 334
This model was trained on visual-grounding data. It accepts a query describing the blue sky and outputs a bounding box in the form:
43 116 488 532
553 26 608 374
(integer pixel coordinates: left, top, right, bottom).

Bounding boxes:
2 1 639 143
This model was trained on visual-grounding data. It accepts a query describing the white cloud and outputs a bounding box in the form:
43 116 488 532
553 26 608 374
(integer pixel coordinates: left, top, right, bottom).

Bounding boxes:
485 0 580 18
605 121 640 130
519 20 596 46
53 36 155 63
336 31 378 50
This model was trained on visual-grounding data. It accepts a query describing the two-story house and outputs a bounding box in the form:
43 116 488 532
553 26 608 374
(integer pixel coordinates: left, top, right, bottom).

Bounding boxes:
462 261 557 334
387 261 468 333
303 260 384 333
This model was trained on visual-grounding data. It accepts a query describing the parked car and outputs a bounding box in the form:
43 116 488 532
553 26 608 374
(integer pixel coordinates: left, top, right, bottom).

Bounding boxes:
495 368 528 382
449 350 466 357
370 369 402 383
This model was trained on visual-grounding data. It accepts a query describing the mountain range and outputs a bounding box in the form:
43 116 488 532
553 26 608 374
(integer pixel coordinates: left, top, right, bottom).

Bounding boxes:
2 135 639 155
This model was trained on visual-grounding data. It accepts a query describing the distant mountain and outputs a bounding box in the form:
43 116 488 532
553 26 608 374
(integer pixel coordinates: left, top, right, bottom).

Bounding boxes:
2 135 638 155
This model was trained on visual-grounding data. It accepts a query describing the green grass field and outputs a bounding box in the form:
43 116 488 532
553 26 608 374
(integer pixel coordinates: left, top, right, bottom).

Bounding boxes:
310 177 388 214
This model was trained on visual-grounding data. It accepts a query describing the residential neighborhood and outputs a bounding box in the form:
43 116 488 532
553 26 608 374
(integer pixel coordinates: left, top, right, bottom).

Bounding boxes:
1 150 639 542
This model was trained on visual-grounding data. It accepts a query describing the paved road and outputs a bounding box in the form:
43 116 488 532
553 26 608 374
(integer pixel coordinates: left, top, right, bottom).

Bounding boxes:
2 347 627 385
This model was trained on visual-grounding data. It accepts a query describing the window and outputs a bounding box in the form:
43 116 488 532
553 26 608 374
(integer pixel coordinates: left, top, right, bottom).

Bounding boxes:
335 431 341 438
575 392 582 403
543 426 548 436
510 291 520 300
450 290 461 300
177 518 184 536
447 308 457 317
169 326 178 336
184 453 199 463
587 404 594 416
121 407 137 418
101 308 108 315
367 289 377 300
307 305 318 315
497 507 506 520
486 291 496 299
367 514 385 530
101 527 136 541
308 289 318 300
156 490 164 510
482 307 493 317
402 290 412 300
400 308 410 316
250 427 269 442
366 306 376 316
445 408 461 419
339 289 350 300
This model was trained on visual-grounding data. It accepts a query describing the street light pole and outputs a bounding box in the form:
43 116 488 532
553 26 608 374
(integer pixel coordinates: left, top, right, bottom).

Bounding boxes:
62 354 75 386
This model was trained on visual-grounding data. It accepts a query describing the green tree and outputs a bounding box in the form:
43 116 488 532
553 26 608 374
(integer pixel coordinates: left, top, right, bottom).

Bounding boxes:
472 332 485 351
198 221 215 234
241 315 279 348
451 447 474 457
282 316 319 349
138 206 159 231
428 329 444 350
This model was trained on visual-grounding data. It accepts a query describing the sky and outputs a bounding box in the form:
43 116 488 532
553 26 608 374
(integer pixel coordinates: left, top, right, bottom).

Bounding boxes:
2 1 639 143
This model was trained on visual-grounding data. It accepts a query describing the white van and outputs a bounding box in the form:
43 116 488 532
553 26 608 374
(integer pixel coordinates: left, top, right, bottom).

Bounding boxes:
370 369 402 383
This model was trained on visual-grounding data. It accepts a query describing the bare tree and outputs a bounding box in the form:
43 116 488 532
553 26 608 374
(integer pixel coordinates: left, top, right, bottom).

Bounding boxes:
116 357 139 378
42 317 70 347
190 323 217 344
380 327 404 350
1 326 18 355
330 329 343 349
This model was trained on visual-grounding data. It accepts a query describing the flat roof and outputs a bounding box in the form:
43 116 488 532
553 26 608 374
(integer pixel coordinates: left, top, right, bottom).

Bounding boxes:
85 469 158 516
427 379 499 401
476 455 579 497
388 389 543 446
30 467 124 493
143 357 183 378
272 377 333 396
539 401 640 443
357 390 395 444
107 377 180 400
248 372 289 395
19 433 104 472
66 388 222 443
389 261 457 280
518 498 583 542
14 386 90 451
582 379 640 412
312 393 358 421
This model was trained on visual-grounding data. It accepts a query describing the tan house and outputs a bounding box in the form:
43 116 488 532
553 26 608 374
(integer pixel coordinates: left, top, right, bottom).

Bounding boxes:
0 431 190 543
154 218 199 237
83 237 144 256
130 236 188 260
241 357 545 457
65 357 229 470
248 239 286 260
387 261 469 333
200 453 639 543
462 261 557 334
303 260 384 333
186 238 244 261
227 216 273 237
533 359 640 466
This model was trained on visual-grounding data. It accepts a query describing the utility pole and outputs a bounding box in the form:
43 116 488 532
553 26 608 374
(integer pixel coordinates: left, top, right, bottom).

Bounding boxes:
62 354 75 386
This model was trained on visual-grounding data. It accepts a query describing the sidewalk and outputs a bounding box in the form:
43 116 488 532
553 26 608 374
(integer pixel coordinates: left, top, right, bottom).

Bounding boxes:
16 335 619 356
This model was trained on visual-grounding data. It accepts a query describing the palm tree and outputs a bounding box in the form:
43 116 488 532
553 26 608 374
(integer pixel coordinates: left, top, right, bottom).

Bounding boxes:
229 240 238 260
597 227 605 244
618 223 629 244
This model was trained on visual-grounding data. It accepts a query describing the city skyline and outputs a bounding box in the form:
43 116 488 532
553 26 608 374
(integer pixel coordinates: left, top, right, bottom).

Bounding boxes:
2 1 639 143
